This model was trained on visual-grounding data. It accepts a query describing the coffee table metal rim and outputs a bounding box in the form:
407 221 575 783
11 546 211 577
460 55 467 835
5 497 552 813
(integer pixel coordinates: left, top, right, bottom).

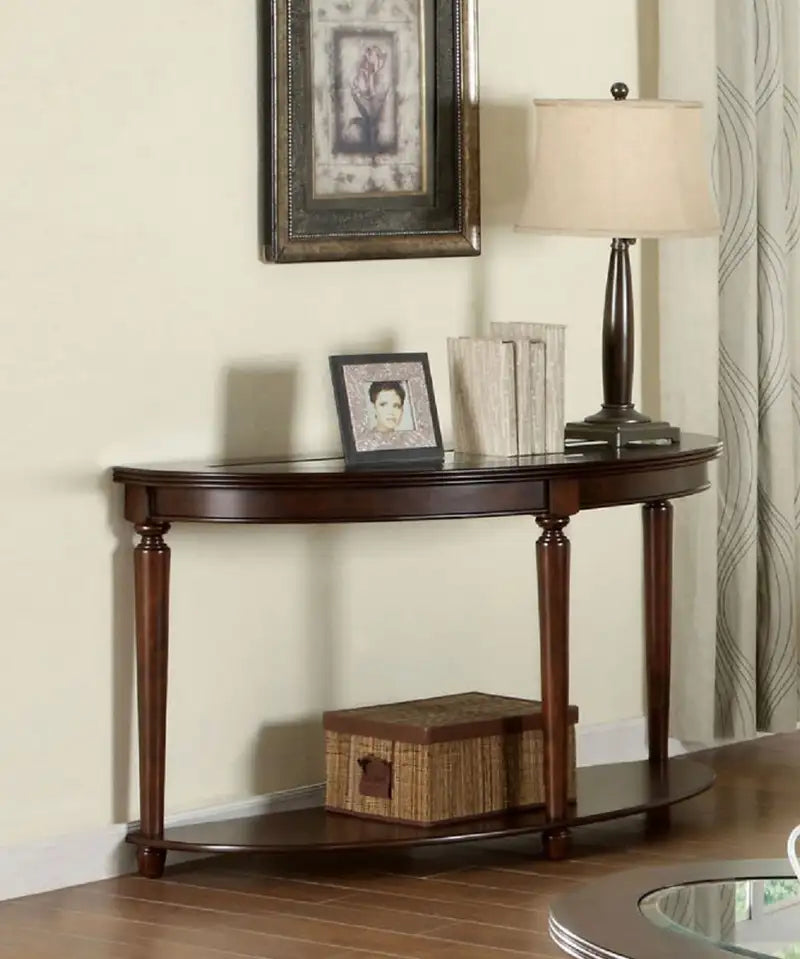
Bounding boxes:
549 858 794 959
551 918 627 959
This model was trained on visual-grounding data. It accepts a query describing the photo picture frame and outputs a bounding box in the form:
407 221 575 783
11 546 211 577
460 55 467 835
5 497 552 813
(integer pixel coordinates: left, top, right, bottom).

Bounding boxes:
262 0 480 263
329 353 444 466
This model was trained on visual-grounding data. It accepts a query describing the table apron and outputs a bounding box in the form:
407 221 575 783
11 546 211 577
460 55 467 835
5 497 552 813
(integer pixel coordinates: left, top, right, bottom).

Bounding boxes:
123 462 710 524
579 461 710 510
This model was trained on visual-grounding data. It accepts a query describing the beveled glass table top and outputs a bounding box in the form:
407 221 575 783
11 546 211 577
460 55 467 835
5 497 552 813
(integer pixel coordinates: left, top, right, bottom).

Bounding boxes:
641 878 800 959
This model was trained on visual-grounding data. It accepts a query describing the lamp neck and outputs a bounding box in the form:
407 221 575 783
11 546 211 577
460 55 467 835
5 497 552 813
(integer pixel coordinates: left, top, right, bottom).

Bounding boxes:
577 236 652 431
602 237 635 413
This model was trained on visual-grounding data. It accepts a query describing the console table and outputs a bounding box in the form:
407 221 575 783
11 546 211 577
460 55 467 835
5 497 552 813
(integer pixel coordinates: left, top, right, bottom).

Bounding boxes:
112 433 721 879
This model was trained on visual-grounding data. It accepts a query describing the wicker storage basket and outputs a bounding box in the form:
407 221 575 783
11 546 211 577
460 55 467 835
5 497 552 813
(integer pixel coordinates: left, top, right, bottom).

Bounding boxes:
324 691 578 826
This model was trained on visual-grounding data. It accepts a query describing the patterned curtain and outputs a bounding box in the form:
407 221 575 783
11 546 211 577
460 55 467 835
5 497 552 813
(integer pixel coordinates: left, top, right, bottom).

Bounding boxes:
659 0 800 741
715 0 800 737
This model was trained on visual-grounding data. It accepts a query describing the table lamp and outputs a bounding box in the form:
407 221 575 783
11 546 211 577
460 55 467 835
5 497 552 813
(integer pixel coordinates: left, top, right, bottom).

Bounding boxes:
517 83 719 447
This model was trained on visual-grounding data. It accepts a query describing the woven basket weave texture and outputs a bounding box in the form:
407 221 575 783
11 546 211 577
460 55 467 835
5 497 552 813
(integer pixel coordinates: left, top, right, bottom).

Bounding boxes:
324 692 578 826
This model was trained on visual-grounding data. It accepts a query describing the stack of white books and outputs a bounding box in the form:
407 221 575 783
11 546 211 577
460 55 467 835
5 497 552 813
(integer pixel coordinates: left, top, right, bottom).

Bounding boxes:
447 322 565 457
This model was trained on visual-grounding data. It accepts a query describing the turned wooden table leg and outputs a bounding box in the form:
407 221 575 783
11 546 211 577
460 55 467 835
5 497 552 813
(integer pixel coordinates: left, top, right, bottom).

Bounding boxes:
134 521 171 878
643 500 673 832
536 515 571 860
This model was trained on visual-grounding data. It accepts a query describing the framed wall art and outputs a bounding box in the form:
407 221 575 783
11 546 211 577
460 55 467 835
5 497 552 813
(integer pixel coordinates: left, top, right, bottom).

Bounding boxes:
329 353 444 466
262 0 480 263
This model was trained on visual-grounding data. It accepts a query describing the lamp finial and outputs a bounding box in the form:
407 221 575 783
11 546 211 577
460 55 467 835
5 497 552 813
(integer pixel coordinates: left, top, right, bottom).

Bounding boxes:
611 82 629 101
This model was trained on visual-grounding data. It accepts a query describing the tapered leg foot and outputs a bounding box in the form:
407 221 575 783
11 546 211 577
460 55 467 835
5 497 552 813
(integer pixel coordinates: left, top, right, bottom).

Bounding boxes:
646 807 671 836
536 515 571 844
134 523 171 880
137 846 167 878
543 828 572 861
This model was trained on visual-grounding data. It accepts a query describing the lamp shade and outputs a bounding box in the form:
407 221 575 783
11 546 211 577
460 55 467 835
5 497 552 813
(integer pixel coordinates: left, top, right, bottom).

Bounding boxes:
517 98 720 238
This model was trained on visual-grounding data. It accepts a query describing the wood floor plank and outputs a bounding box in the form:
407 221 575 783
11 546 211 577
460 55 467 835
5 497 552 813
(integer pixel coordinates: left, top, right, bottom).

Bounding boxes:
421 867 583 895
160 869 365 905
0 919 252 958
216 870 560 910
0 927 75 959
81 876 453 936
165 869 357 903
463 855 625 880
0 904 547 959
420 919 562 956
0 906 383 959
0 920 382 959
410 942 555 959
1 895 465 959
334 890 552 931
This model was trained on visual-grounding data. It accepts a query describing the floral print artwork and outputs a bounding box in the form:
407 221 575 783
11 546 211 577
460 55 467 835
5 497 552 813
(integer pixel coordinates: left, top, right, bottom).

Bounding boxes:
310 0 426 198
349 45 390 153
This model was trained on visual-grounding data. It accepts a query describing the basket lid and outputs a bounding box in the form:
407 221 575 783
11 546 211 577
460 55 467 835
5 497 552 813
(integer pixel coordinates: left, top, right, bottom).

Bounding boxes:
323 692 579 745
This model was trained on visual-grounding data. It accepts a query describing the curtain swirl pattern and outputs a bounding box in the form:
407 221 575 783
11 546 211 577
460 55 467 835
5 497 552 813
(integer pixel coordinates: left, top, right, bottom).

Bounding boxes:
658 0 800 740
715 0 800 737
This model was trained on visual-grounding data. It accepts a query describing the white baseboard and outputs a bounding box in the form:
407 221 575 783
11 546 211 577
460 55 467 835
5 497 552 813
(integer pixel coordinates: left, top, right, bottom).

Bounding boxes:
0 783 324 903
576 715 689 767
0 718 692 902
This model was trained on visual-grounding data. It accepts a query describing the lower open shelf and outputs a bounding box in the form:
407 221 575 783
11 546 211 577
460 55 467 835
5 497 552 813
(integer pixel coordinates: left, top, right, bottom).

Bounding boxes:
127 758 714 855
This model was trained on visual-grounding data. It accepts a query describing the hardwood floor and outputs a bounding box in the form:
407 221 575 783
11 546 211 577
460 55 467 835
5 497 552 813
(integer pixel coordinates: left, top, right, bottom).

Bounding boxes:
2 733 800 958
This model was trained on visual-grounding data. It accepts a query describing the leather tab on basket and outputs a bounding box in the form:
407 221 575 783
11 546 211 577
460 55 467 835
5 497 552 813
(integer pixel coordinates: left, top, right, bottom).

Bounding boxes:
357 756 392 799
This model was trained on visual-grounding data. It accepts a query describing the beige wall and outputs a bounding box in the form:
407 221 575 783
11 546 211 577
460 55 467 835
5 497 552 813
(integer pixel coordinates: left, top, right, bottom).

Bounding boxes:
0 0 645 844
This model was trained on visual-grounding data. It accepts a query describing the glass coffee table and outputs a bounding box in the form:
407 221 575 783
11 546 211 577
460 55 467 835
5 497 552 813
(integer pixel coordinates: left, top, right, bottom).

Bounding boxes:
550 860 800 959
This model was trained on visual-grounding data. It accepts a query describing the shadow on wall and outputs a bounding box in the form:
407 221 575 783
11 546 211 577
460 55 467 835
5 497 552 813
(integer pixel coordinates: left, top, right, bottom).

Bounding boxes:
218 363 299 461
250 716 327 795
112 335 426 824
469 101 534 340
218 331 398 463
106 475 136 827
239 338 399 793
219 338 397 801
480 100 532 232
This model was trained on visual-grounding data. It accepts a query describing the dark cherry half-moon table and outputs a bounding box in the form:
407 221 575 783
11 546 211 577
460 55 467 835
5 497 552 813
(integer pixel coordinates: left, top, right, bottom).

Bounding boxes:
112 433 722 879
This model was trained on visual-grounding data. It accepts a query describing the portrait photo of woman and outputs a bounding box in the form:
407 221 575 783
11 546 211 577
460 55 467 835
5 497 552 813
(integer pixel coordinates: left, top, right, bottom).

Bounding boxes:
329 353 443 466
366 380 415 434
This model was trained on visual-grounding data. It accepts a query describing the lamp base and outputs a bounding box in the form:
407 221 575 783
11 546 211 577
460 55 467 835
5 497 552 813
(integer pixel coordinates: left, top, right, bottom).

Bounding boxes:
564 418 680 449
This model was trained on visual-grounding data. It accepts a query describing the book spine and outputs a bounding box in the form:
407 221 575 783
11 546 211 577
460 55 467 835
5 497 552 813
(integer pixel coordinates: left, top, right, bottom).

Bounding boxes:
490 322 566 452
512 338 532 457
538 325 565 453
447 337 517 457
530 341 546 455
447 337 468 454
